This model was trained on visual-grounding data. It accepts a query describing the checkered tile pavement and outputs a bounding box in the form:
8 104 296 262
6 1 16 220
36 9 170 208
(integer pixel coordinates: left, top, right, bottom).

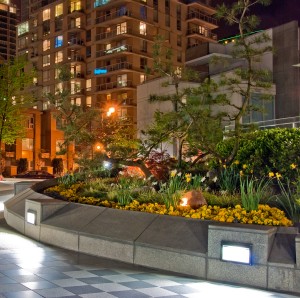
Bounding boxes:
0 219 297 298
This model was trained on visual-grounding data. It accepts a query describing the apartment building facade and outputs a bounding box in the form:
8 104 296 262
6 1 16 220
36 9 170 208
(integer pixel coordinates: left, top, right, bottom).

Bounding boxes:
0 1 17 60
13 0 218 173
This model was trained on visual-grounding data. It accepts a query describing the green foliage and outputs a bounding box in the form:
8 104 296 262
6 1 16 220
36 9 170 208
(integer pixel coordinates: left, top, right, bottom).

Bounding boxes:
158 171 187 208
17 158 28 174
79 178 114 199
203 191 240 207
46 65 98 157
216 0 272 33
218 167 240 194
189 174 206 191
212 0 273 164
75 152 114 179
275 178 300 222
58 173 78 188
99 117 140 160
0 56 35 151
216 128 300 180
240 176 271 211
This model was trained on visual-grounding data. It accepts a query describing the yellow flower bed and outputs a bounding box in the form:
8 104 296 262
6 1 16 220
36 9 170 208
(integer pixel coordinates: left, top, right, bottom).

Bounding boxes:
45 185 293 227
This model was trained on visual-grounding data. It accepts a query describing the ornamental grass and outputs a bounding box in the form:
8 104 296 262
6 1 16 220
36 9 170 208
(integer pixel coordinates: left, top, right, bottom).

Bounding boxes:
44 183 292 227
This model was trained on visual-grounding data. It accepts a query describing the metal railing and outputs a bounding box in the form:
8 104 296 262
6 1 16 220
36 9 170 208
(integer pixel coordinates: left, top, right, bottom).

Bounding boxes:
224 116 300 132
95 62 132 74
95 27 152 42
95 8 132 24
96 80 133 92
187 27 217 40
186 11 217 26
96 44 132 58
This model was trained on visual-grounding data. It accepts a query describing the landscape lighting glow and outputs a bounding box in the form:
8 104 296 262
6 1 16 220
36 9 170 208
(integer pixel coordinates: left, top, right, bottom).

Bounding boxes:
221 241 252 265
26 210 37 225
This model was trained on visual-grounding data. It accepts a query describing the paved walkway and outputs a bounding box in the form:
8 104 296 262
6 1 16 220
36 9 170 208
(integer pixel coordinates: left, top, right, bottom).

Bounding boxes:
0 219 298 298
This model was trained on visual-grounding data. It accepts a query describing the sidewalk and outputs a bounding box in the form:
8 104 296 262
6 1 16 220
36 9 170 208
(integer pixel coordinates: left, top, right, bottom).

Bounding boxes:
0 218 298 298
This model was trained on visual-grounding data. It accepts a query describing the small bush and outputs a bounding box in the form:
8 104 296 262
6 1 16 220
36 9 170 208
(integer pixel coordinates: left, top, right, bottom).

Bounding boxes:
216 128 300 181
17 158 28 173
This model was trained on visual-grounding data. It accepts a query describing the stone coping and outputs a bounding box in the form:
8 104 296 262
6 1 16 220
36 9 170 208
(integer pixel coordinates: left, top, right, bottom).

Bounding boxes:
3 180 300 295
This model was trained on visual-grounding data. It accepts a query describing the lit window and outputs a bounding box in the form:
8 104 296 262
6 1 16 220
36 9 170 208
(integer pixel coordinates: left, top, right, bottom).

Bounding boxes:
27 116 34 129
43 8 50 21
117 74 127 87
117 22 127 35
43 55 50 67
43 39 50 51
33 77 38 85
140 74 146 84
86 79 91 91
22 138 33 151
17 21 29 36
55 3 63 16
55 51 63 63
139 22 146 35
43 101 50 110
86 96 92 107
55 35 63 47
71 80 80 94
71 98 81 106
55 68 61 79
70 1 81 12
120 108 127 118
75 17 81 28
56 139 65 152
55 82 62 94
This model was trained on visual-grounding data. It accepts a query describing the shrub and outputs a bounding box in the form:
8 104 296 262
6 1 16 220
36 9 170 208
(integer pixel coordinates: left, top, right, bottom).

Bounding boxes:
145 150 176 181
17 158 28 174
52 158 63 175
216 128 300 181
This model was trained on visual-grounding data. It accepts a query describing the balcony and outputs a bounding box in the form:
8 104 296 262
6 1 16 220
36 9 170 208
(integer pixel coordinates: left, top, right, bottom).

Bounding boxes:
120 98 136 107
186 11 218 29
67 55 85 62
95 80 134 92
95 8 132 26
95 27 153 43
68 23 84 31
224 116 300 133
72 72 85 79
94 62 132 75
68 7 84 15
187 27 217 42
97 45 133 59
68 38 85 47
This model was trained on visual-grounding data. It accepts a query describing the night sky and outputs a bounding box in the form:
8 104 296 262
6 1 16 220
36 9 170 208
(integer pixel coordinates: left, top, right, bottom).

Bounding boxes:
213 0 300 39
9 0 300 40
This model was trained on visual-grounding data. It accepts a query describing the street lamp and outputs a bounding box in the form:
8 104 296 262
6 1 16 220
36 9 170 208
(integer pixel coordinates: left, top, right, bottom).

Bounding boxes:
107 106 115 117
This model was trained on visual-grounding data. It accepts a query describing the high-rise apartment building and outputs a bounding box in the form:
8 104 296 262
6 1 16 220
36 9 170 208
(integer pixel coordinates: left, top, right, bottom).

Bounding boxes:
15 0 218 172
0 0 17 60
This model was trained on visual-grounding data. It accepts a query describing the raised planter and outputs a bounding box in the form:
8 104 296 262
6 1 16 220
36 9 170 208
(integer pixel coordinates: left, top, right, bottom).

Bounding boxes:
3 180 300 296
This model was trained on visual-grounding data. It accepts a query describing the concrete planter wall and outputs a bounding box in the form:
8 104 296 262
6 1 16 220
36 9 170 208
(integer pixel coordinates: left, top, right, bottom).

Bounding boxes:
3 181 300 295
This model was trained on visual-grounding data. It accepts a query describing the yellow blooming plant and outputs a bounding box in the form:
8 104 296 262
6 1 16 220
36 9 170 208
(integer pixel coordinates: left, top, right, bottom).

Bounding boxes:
43 171 294 227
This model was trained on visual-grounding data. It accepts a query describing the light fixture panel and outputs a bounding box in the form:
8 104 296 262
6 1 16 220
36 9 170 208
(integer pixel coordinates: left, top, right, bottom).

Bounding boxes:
26 210 37 225
221 241 252 265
